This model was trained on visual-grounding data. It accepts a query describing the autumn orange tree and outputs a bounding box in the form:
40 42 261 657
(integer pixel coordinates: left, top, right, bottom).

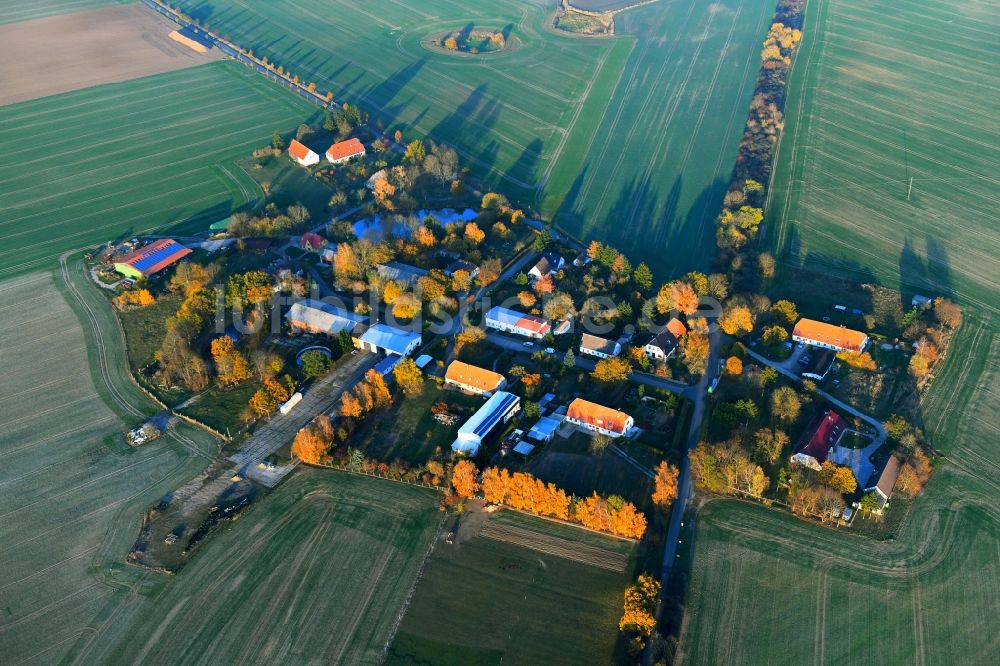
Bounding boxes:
114 289 155 309
651 461 679 509
681 332 710 376
452 459 479 498
464 222 485 245
291 424 332 464
619 574 660 636
724 356 743 375
656 281 699 315
211 336 252 385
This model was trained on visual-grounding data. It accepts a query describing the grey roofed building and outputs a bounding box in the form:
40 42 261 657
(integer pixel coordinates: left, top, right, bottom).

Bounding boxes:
357 323 422 357
375 261 428 287
527 416 562 443
579 333 622 359
865 455 902 508
800 348 837 381
286 299 367 336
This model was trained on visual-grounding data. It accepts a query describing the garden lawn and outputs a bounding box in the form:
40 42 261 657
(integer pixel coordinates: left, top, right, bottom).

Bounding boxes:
0 60 317 279
354 379 484 465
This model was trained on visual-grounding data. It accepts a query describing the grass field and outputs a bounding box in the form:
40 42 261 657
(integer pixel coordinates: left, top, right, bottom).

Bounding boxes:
0 0 124 25
768 0 1000 317
0 267 215 664
170 0 774 276
91 469 441 664
0 61 317 279
389 509 634 664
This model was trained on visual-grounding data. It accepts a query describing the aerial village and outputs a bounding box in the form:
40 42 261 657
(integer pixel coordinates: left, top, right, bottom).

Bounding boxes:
90 91 959 653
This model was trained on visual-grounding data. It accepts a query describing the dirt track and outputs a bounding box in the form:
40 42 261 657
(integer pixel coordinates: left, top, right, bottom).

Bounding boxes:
0 3 220 106
479 519 629 572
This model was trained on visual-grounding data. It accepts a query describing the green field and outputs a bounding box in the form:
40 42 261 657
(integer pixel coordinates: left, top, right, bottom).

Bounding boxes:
0 267 216 664
768 0 1000 316
92 470 441 663
170 0 774 275
389 510 634 665
0 61 316 279
0 0 124 24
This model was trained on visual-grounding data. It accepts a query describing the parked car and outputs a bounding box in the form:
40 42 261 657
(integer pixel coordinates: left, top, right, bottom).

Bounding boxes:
522 341 535 348
544 347 555 355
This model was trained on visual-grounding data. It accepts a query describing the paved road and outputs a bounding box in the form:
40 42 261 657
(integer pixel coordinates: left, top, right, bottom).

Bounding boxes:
485 331 693 398
229 351 378 467
655 326 722 613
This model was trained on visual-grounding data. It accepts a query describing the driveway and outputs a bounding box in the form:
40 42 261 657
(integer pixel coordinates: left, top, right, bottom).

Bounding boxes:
744 346 887 447
228 350 378 468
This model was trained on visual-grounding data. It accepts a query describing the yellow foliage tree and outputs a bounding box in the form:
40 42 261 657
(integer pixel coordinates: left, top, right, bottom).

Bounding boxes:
619 574 660 636
392 358 424 396
464 222 485 245
291 426 331 464
719 305 755 337
591 357 632 384
452 460 479 497
651 461 679 509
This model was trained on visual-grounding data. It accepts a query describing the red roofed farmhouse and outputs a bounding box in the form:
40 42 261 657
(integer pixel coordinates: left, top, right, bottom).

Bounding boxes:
326 137 366 164
565 398 634 438
288 139 319 166
445 360 507 396
792 318 868 353
791 410 847 470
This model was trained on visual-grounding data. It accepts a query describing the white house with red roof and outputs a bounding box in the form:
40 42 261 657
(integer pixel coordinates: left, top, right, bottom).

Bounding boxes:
327 137 366 164
288 139 319 166
484 306 550 339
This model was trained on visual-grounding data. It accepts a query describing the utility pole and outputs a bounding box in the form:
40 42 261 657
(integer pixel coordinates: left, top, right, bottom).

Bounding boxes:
907 177 913 201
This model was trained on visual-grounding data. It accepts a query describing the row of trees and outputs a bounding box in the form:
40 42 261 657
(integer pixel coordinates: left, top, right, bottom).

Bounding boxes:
715 0 805 274
451 461 647 538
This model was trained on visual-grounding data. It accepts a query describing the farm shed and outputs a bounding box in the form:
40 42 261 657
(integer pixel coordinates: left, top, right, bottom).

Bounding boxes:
579 334 621 359
527 416 562 443
113 239 191 278
451 391 521 456
357 323 422 357
286 299 367 336
375 261 428 288
484 306 551 339
326 137 365 164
